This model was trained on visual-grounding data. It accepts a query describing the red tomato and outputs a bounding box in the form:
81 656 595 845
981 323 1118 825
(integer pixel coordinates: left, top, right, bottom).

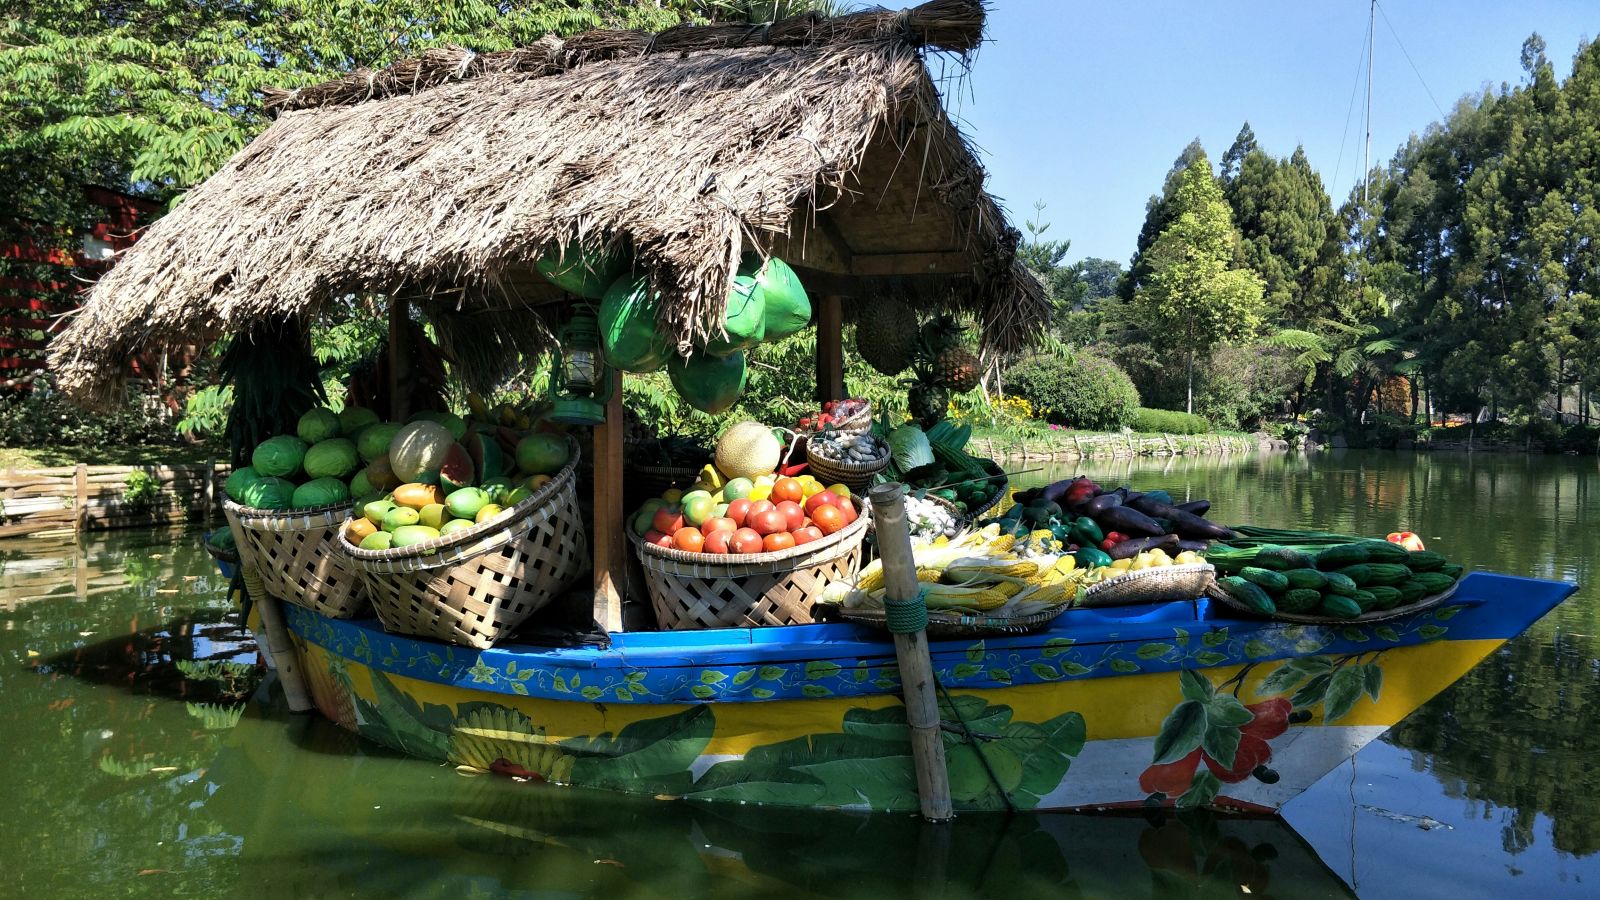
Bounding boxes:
643 529 674 548
792 526 823 545
651 506 685 535
673 526 705 553
763 531 797 552
725 499 752 527
749 508 787 536
772 477 804 504
730 527 765 554
804 490 840 515
837 499 858 526
747 499 775 520
702 529 732 554
702 516 737 534
775 500 806 532
810 503 845 535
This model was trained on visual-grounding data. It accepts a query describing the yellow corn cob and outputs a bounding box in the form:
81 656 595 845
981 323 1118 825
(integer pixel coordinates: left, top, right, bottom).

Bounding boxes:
916 567 945 583
921 580 1021 610
1027 582 1076 607
945 558 1039 584
854 562 884 593
987 534 1017 553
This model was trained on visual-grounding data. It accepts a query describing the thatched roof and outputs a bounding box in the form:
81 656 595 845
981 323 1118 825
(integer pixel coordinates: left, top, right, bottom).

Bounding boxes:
50 0 1045 405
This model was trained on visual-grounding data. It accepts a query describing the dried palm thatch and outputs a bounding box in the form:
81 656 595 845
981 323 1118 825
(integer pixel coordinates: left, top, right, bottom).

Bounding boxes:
50 0 1045 407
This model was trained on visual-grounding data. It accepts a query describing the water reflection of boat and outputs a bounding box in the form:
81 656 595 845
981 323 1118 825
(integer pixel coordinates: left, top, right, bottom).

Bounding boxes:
206 706 1354 898
269 571 1573 815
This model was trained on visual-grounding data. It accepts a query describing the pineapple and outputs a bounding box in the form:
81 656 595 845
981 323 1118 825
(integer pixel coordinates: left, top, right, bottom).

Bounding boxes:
932 347 981 393
854 296 920 375
908 383 949 428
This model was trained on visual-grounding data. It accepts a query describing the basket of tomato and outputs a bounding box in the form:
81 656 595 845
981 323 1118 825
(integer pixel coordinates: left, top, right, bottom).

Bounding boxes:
628 476 869 630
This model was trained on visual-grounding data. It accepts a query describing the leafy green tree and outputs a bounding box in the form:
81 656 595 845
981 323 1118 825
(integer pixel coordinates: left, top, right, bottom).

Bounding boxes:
1225 143 1335 319
1120 137 1208 301
1218 121 1257 185
1132 152 1265 413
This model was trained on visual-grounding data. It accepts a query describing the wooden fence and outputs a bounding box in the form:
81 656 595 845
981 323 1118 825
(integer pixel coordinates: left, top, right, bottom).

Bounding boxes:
0 462 229 538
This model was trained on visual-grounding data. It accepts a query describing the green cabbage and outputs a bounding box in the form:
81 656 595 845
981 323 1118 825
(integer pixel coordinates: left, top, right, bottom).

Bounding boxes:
888 424 933 471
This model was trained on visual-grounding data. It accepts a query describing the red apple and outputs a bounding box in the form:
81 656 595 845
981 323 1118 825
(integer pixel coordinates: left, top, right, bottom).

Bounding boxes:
725 499 752 527
702 516 736 534
775 500 806 532
702 529 732 554
805 490 841 515
651 505 685 535
730 527 765 554
643 529 675 548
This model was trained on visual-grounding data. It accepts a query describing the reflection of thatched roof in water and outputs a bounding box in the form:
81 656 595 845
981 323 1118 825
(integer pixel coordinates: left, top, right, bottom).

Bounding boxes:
50 0 1045 405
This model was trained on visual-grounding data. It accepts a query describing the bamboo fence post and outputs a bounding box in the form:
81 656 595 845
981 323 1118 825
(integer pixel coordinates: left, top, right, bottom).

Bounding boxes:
73 463 88 533
868 482 953 823
255 592 313 712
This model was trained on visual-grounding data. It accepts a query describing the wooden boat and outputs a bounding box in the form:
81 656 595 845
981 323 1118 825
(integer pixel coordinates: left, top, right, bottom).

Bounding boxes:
267 571 1574 814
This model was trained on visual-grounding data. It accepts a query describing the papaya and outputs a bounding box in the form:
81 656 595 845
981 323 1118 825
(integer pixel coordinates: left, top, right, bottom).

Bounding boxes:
668 350 747 414
600 275 672 373
536 239 632 299
706 274 765 356
744 254 811 340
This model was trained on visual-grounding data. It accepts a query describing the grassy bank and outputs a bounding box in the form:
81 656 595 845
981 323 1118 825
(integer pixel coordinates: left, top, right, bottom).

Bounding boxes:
0 445 221 471
961 425 1263 461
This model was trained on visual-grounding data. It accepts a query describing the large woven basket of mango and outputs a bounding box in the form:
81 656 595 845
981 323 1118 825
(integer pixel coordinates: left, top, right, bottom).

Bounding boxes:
337 437 587 649
223 499 367 619
630 498 870 630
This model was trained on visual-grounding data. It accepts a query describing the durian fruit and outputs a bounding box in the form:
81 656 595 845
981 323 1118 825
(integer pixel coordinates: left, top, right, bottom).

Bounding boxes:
909 383 949 429
854 296 920 376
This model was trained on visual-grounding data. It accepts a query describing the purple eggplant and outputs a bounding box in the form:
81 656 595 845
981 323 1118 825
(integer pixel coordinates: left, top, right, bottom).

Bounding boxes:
1096 504 1166 537
1165 509 1235 540
1083 493 1124 516
1107 534 1181 560
1128 495 1178 518
1176 539 1210 553
1175 499 1211 516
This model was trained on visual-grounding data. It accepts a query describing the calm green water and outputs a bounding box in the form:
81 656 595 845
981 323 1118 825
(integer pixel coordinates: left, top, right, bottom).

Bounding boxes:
3 450 1597 897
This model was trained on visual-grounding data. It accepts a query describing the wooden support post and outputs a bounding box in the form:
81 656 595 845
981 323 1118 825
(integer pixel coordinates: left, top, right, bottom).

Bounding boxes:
256 593 313 712
815 293 845 403
592 369 625 633
387 295 411 421
868 482 954 822
73 463 88 533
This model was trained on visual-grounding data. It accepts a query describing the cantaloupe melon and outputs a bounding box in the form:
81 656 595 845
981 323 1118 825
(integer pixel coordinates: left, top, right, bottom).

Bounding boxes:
715 421 781 480
389 420 454 482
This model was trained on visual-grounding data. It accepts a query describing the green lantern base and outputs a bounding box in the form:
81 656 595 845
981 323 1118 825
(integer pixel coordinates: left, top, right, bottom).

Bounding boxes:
549 396 607 426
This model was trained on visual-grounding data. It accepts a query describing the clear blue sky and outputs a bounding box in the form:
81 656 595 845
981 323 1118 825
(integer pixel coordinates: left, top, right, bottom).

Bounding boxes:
956 0 1595 265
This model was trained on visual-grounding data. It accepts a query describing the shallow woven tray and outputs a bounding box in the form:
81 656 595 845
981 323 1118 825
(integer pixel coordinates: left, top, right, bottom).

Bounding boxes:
839 604 1069 638
630 498 870 630
626 462 699 504
337 437 586 649
224 499 366 619
797 402 872 437
1205 581 1459 624
1077 563 1216 608
805 445 889 493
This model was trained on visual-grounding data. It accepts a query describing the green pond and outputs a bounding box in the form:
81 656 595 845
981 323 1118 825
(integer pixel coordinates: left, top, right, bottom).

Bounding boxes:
4 449 1598 897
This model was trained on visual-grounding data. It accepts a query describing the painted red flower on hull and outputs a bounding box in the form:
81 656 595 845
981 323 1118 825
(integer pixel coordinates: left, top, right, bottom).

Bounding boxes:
1139 698 1291 794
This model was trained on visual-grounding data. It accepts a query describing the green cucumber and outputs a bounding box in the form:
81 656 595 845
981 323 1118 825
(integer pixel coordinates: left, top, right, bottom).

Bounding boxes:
1352 589 1381 613
1366 585 1403 610
1279 588 1323 614
1410 572 1457 595
1321 572 1358 597
1439 563 1464 580
1334 564 1375 586
1406 550 1447 572
1316 543 1371 570
1283 568 1327 591
1253 545 1317 571
1363 563 1413 586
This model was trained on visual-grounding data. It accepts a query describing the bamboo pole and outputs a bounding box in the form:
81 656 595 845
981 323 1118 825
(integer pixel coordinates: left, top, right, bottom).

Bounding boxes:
255 593 313 712
867 482 953 822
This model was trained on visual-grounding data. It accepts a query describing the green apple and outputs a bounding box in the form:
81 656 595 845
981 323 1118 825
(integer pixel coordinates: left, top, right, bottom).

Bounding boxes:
722 478 753 501
683 494 716 527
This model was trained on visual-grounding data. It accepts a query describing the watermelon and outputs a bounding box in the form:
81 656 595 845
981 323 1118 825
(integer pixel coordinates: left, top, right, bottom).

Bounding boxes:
224 466 263 503
439 442 476 492
668 350 746 414
747 254 810 340
241 476 296 510
599 275 672 373
357 422 401 462
252 435 308 479
339 405 380 436
304 438 360 480
291 476 351 509
296 407 341 445
537 239 632 300
350 469 374 498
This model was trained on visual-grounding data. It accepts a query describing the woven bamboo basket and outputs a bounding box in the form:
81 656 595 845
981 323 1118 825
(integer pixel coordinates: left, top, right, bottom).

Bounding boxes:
805 444 889 493
337 437 587 649
1205 581 1458 624
797 401 872 437
224 499 366 619
627 463 699 502
631 498 870 630
1077 563 1216 608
